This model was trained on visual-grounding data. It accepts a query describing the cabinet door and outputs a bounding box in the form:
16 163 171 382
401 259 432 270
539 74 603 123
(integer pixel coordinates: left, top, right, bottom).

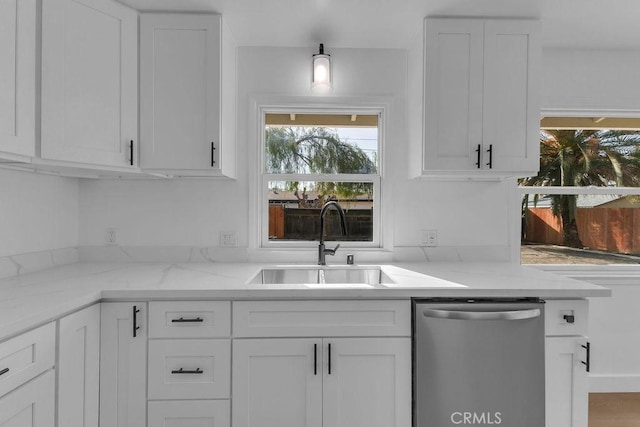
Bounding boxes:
41 0 137 167
545 337 589 427
323 338 411 427
140 13 221 173
0 370 55 427
232 339 322 427
0 0 35 158
99 303 147 427
423 18 484 172
483 20 540 174
148 400 230 427
57 304 100 427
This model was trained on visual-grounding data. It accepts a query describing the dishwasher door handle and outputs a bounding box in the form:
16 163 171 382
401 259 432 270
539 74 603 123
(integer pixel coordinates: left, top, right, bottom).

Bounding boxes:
423 308 541 321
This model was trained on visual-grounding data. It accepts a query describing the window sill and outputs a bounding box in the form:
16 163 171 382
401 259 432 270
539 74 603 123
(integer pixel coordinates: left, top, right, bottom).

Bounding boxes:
529 264 640 286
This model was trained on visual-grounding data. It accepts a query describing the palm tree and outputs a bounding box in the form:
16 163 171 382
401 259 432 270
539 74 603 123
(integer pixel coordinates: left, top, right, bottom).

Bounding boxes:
520 129 640 247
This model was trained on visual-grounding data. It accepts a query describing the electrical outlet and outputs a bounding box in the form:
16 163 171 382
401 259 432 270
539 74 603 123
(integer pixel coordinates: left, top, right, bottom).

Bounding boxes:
420 230 438 247
220 231 237 247
106 228 117 245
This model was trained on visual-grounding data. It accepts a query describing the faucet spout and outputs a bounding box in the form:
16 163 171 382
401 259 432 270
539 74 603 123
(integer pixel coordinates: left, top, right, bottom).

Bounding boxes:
318 201 348 265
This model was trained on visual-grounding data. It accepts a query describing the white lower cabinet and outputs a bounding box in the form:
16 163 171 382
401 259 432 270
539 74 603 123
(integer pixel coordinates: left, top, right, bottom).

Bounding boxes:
544 299 590 427
0 323 55 427
545 337 589 427
99 303 147 427
232 337 411 427
233 338 322 427
0 370 55 427
148 400 230 427
57 304 100 427
322 338 411 427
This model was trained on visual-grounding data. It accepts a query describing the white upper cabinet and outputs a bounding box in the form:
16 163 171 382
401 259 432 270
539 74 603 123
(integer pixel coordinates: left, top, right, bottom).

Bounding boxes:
41 0 138 169
420 18 541 178
140 13 236 178
0 0 36 159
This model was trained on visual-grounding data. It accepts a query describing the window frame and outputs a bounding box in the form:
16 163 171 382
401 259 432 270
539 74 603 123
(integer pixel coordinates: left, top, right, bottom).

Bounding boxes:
519 109 640 267
258 105 384 249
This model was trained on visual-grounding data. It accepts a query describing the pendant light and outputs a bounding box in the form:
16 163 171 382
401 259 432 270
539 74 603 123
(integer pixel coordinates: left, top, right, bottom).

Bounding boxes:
311 43 332 93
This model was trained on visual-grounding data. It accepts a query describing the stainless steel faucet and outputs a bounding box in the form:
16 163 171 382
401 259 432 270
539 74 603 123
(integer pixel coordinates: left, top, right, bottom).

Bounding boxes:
318 201 348 265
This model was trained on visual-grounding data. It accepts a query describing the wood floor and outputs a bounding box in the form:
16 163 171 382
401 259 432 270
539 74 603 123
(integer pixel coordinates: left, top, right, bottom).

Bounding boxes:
590 393 640 427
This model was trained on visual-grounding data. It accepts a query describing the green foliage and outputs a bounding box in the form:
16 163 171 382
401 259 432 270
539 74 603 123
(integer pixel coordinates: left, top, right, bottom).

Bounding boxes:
520 129 640 247
265 127 376 207
265 127 376 174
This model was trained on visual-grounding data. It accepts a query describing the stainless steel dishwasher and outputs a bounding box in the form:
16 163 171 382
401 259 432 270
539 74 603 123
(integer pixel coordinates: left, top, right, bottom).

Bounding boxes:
413 298 545 426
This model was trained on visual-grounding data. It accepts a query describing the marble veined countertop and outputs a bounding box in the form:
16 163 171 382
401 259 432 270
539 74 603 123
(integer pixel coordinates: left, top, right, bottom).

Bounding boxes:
0 261 610 341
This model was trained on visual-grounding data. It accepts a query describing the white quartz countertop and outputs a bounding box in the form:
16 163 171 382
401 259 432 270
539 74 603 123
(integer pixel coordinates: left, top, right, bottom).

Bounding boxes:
0 261 610 341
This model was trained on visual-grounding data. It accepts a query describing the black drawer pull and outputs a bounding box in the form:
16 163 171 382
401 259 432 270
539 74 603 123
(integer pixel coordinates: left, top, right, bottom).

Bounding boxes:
581 342 591 372
314 344 317 375
211 142 216 166
171 317 204 323
563 314 575 324
475 144 481 168
171 368 203 374
0 368 9 376
133 305 141 338
486 144 493 169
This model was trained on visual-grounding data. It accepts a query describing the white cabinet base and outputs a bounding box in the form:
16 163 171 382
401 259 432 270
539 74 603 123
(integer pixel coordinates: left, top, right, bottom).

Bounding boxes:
0 371 55 427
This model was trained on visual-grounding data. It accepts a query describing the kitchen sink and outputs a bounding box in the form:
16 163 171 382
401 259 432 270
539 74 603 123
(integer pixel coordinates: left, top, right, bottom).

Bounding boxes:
248 266 394 287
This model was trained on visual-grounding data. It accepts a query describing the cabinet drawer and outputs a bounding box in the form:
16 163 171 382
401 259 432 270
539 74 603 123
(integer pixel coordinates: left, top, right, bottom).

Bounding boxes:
545 299 588 336
0 323 55 398
149 301 231 338
148 400 230 427
233 300 411 337
148 339 230 399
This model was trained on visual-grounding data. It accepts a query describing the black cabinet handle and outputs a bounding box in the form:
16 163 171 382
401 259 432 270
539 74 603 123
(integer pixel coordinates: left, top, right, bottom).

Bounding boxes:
486 144 493 169
475 144 481 168
0 368 9 376
314 343 317 375
129 140 134 166
171 317 204 323
133 305 141 338
328 343 332 375
581 342 591 372
211 142 216 166
563 314 575 324
171 368 203 374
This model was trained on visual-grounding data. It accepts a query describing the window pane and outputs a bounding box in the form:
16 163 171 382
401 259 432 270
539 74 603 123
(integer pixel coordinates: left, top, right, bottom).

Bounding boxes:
521 193 640 264
268 181 373 241
520 126 640 264
264 114 378 174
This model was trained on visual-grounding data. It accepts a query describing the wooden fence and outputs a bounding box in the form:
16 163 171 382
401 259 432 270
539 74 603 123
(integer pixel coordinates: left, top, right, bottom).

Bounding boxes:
525 207 640 254
269 205 373 241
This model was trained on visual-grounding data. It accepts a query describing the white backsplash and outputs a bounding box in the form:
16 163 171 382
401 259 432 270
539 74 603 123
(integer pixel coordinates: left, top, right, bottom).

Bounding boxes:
0 247 78 280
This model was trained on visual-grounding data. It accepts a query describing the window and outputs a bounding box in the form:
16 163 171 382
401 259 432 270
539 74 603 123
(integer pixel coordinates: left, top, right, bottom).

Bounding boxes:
260 110 381 248
520 118 640 265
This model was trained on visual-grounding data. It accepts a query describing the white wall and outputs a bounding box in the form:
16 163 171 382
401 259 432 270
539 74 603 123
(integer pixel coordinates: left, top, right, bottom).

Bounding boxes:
78 46 515 261
541 48 640 113
0 168 79 257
